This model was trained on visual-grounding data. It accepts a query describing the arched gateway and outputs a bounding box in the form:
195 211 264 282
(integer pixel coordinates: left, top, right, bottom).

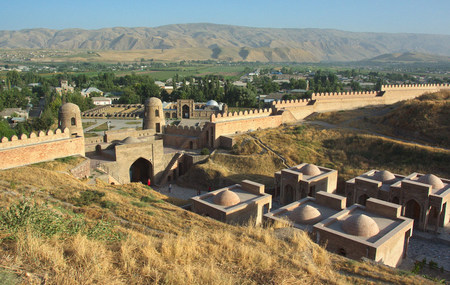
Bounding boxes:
129 158 153 184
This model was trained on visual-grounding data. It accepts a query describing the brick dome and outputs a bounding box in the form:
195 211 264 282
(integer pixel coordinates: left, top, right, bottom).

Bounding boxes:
342 214 379 237
145 97 162 107
59 102 80 113
288 205 322 224
373 170 396 182
121 136 140 144
300 164 321 176
213 190 240 206
417 174 444 190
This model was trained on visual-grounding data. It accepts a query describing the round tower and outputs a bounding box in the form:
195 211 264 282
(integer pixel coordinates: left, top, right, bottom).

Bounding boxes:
143 97 165 133
58 102 83 137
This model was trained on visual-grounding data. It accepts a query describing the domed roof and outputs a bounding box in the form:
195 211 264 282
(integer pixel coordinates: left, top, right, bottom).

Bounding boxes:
145 97 162 107
121 136 140 144
206 100 219 107
373 170 396 182
59 102 80 113
213 190 240 206
288 205 322 224
417 174 444 190
299 164 321 176
342 214 379 237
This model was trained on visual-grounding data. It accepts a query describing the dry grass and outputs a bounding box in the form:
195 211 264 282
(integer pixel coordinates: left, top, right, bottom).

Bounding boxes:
310 90 450 148
0 162 432 284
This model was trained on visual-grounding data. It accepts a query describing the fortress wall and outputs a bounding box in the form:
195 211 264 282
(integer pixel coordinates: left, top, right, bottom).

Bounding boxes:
85 136 105 144
213 115 283 147
382 84 450 104
163 125 204 137
0 128 70 149
0 131 85 170
211 108 272 123
104 129 156 142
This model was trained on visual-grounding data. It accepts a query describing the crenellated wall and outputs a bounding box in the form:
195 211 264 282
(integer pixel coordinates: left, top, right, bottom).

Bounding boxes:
211 108 272 122
0 128 85 170
271 83 450 120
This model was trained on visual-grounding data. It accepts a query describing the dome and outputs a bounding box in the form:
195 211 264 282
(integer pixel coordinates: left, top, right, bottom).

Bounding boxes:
206 100 219 107
342 214 379 237
417 174 444 190
121 136 140 144
299 164 321 176
213 190 240 206
59 102 80 113
288 205 322 224
145 97 162 107
373 170 396 182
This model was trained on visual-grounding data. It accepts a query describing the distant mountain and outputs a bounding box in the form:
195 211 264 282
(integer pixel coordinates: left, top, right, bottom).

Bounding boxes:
367 52 450 63
1 23 450 62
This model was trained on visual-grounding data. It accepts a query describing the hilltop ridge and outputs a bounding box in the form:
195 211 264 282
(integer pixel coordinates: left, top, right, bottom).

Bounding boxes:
1 23 450 62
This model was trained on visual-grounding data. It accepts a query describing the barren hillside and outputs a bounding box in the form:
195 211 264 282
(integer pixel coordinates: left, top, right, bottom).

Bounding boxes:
1 23 450 62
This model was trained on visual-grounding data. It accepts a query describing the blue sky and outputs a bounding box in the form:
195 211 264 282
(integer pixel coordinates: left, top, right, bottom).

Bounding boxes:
1 0 449 34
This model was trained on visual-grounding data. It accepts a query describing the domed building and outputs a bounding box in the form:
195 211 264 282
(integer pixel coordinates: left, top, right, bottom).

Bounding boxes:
190 180 272 225
345 169 404 207
143 97 165 133
264 191 346 232
58 102 83 137
345 170 449 232
313 197 414 267
275 163 338 205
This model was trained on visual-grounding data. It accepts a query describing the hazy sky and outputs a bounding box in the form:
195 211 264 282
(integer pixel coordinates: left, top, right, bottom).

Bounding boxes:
1 0 449 34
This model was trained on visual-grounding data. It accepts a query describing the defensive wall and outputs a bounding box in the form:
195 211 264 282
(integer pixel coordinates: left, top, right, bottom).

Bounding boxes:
0 128 85 170
91 84 450 151
84 128 157 153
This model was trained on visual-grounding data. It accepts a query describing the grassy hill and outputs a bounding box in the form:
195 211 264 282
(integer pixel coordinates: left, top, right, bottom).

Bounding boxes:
311 91 450 149
0 158 434 284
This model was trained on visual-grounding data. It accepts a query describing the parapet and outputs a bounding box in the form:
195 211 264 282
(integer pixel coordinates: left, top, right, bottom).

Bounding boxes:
311 90 379 100
271 98 312 108
163 124 206 136
381 83 450 90
210 108 272 122
0 128 71 149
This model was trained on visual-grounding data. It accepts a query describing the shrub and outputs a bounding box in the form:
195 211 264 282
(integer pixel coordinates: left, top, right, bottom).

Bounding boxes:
100 200 117 209
72 190 105 206
200 148 210 155
0 198 123 241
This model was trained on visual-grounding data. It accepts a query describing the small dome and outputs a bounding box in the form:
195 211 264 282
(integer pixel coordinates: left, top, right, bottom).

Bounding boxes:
373 170 396 182
213 190 240 206
299 164 321 176
206 100 219 107
417 174 444 190
342 214 379 237
59 102 80 113
121 136 140 144
145 97 162 107
288 205 322 224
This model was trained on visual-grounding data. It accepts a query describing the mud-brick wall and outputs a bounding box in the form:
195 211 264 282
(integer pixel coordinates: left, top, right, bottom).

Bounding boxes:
70 158 91 179
214 115 283 146
0 137 85 170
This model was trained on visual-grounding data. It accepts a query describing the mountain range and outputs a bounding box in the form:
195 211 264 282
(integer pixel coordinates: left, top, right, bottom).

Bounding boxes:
1 23 450 62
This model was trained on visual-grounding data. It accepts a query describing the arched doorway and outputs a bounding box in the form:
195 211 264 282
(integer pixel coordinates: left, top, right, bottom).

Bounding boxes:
392 196 400 204
182 105 190 118
129 158 153 184
404 199 421 226
284 184 294 204
357 194 369 206
95 144 102 154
